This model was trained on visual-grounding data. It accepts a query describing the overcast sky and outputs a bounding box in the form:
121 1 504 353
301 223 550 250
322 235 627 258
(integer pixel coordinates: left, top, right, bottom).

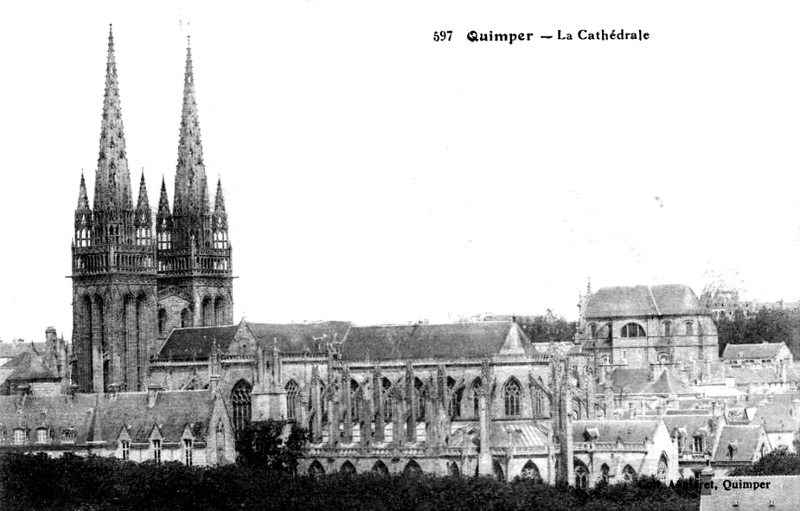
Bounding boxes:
1 1 799 342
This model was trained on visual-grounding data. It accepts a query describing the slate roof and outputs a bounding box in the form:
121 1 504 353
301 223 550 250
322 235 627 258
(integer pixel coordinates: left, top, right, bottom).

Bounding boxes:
249 321 353 353
724 365 799 385
722 343 788 360
662 414 715 436
448 420 549 449
340 322 530 361
712 424 766 463
751 399 800 433
158 324 240 360
0 394 98 445
585 284 705 319
572 420 661 444
3 351 59 382
0 390 219 447
606 368 698 396
0 342 46 362
700 476 800 511
94 390 215 443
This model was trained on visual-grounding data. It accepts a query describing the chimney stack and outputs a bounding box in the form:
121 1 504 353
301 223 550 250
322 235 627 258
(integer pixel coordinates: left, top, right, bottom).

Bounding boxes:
147 384 163 408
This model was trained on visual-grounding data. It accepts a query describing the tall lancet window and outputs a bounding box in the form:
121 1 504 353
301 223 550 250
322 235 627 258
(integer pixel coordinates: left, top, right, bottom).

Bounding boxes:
286 380 300 421
231 380 252 438
503 378 521 417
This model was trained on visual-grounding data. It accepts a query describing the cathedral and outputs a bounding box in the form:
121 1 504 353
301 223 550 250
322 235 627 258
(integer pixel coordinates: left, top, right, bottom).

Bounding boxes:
0 27 745 485
70 26 233 394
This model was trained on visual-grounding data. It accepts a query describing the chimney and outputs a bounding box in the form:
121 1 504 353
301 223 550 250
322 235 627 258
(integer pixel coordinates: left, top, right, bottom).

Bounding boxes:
147 384 163 408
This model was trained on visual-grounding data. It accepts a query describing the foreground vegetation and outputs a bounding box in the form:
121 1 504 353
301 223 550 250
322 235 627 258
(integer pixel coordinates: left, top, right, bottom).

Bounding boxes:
0 452 700 511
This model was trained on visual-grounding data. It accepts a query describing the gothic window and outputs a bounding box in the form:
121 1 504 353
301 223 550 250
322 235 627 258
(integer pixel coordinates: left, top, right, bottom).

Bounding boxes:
231 380 252 439
575 461 589 489
622 465 636 483
663 321 672 336
152 439 162 464
471 377 482 417
657 453 668 482
286 380 300 421
685 321 694 336
214 297 225 325
415 378 425 421
451 386 464 419
184 439 193 466
382 377 392 422
121 439 130 460
621 323 646 338
158 309 167 335
180 308 190 328
693 435 704 453
202 297 213 327
520 460 542 482
503 378 521 417
600 463 610 483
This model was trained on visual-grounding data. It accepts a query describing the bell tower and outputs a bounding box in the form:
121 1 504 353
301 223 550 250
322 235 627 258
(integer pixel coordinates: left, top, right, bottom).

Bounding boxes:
71 25 157 393
156 37 234 340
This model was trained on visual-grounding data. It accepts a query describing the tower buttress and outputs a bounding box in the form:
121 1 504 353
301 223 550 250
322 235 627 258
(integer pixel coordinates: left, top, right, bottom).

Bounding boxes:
71 25 156 394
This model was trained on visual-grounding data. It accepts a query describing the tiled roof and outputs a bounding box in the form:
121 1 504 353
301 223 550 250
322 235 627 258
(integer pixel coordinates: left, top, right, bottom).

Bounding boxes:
93 390 215 443
0 390 218 447
248 321 352 353
0 394 98 444
606 368 698 396
3 351 58 382
341 322 530 361
712 425 766 463
158 324 240 360
700 476 800 511
585 284 705 318
572 420 661 444
751 399 800 433
449 420 549 449
0 342 46 361
722 343 788 360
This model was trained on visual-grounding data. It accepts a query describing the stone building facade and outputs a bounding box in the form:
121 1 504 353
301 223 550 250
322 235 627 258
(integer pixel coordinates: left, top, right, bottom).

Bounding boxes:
70 26 233 395
576 284 719 374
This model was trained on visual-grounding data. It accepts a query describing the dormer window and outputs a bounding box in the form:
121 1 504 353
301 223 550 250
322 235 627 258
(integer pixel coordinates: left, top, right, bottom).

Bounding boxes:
184 438 193 466
62 429 75 444
13 429 25 445
152 439 162 464
36 428 48 444
121 439 130 460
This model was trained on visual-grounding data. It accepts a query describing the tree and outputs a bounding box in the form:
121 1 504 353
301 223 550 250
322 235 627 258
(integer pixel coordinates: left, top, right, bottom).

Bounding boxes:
730 446 800 476
235 420 309 474
516 313 577 344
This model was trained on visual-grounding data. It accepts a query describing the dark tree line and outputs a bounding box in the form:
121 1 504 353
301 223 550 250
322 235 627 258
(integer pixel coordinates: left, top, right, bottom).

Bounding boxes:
715 307 800 358
730 446 800 476
514 313 578 344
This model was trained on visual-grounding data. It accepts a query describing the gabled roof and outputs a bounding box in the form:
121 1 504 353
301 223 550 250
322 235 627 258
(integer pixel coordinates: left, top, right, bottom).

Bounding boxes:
340 322 531 361
0 394 98 444
572 420 661 444
722 342 789 360
712 424 767 463
3 351 59 382
585 284 705 318
605 368 698 396
93 390 215 443
751 399 800 433
248 321 353 354
157 324 241 360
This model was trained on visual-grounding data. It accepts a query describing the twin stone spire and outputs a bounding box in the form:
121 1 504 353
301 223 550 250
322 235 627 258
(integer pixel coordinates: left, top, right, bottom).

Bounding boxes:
80 25 227 241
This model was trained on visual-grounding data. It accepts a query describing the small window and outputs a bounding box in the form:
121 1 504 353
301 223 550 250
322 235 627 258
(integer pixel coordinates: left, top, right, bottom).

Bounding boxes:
121 440 130 460
36 428 48 444
685 321 694 336
589 324 597 338
663 321 672 336
62 429 75 444
152 439 162 464
184 439 193 466
14 429 25 445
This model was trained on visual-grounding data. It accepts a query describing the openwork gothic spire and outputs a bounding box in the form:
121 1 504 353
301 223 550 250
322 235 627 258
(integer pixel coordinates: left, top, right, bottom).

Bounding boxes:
94 24 133 211
173 36 207 218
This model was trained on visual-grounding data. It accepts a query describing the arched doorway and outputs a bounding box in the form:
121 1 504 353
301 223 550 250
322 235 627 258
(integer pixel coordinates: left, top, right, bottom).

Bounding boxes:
447 461 460 477
308 459 325 477
403 459 422 477
574 459 589 489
